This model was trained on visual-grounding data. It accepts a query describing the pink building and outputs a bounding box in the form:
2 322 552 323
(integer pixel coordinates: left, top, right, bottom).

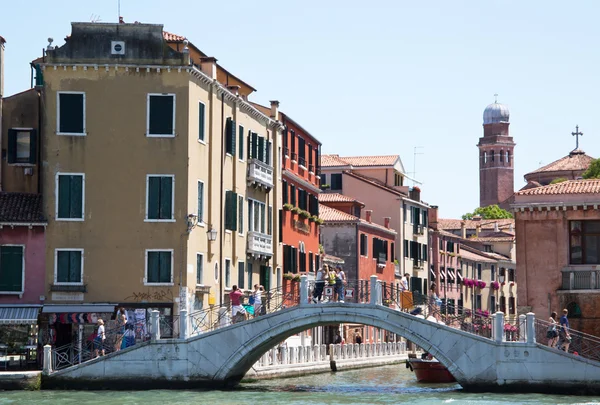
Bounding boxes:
514 179 600 337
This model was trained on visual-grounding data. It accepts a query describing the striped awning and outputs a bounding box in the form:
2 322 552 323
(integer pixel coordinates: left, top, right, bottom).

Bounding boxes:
0 306 41 325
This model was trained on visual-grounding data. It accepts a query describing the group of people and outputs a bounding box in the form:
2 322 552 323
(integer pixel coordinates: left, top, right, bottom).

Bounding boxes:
230 284 265 323
312 264 346 303
547 309 572 352
93 307 133 358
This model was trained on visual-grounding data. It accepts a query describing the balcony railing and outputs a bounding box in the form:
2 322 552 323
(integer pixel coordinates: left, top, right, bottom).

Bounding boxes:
298 157 306 168
561 268 600 290
247 231 273 257
291 152 297 162
248 159 273 190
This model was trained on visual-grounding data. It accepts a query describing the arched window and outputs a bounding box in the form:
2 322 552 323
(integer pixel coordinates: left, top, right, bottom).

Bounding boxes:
567 302 582 318
506 150 511 165
500 149 504 163
483 151 488 164
490 150 495 162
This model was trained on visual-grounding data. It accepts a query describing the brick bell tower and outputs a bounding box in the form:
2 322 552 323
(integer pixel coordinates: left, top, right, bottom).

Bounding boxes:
478 96 515 209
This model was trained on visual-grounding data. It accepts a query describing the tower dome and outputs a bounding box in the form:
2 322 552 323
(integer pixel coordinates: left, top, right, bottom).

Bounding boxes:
483 102 510 125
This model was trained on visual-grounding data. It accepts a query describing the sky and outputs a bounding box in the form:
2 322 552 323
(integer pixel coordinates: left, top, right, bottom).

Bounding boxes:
2 1 599 218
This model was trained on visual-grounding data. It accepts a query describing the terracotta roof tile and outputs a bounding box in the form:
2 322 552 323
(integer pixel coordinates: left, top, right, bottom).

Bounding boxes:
318 193 364 205
320 205 359 222
438 218 514 231
468 236 515 243
458 249 496 263
321 154 399 167
343 171 406 197
515 179 600 196
163 31 186 42
528 150 594 175
0 193 46 223
321 154 349 167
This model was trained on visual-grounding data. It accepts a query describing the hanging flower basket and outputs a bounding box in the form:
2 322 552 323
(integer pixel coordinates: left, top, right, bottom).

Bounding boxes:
491 281 500 290
283 203 293 211
315 218 324 225
299 210 311 219
291 207 301 215
510 282 515 287
476 280 486 289
463 278 475 287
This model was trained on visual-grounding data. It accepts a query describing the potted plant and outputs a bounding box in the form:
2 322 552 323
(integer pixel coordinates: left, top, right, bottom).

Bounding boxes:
320 184 330 190
491 281 500 290
309 215 317 222
315 218 324 225
292 274 301 282
291 206 301 215
283 273 294 281
283 203 293 211
299 210 311 219
477 280 487 289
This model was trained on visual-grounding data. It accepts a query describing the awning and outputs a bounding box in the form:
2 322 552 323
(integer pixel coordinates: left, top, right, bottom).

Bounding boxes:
0 306 41 325
448 270 456 279
457 272 463 281
42 304 115 313
430 268 436 277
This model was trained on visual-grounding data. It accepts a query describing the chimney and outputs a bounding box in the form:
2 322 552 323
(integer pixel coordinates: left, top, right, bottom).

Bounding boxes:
494 222 499 232
227 85 240 96
460 220 466 239
270 100 280 121
182 40 190 65
409 186 421 202
476 223 481 237
200 56 217 79
365 210 373 223
429 205 439 230
472 215 482 221
384 217 391 229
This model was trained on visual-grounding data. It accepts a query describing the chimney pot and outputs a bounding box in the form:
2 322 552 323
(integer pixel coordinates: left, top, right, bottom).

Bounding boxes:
384 217 391 229
200 56 218 80
460 220 466 239
365 210 373 223
269 100 280 120
472 215 482 221
227 85 240 96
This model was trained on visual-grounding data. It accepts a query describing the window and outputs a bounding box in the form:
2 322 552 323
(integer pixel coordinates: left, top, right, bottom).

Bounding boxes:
198 102 206 142
283 128 288 156
197 181 204 223
147 94 175 137
403 204 407 223
298 137 306 167
146 175 174 221
290 185 296 206
394 173 402 186
283 181 288 204
238 195 244 235
291 130 296 159
308 145 313 171
299 243 306 273
570 220 600 264
54 249 83 285
247 199 266 233
500 296 506 313
476 294 482 311
238 125 244 160
145 250 173 284
0 246 24 292
391 243 395 262
309 252 314 273
225 117 236 156
404 239 409 258
484 152 487 164
56 173 85 220
246 262 253 290
298 189 307 210
477 264 482 280
508 296 515 314
247 132 271 165
508 268 515 282
268 206 273 236
321 174 327 187
57 92 85 135
330 174 342 190
277 267 281 289
225 259 231 288
491 265 495 281
490 295 496 314
7 129 36 164
214 262 219 282
196 253 204 285
225 190 238 231
507 150 511 164
238 261 245 289
360 234 368 256
490 150 495 162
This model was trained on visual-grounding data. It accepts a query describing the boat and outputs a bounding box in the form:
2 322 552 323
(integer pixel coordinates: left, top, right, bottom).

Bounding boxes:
406 353 456 383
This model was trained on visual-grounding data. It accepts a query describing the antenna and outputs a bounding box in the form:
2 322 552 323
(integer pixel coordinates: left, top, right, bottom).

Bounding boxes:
90 14 102 23
412 146 424 186
118 0 121 21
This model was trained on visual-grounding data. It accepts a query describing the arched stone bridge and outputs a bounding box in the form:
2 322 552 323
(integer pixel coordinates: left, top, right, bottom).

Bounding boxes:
44 303 600 394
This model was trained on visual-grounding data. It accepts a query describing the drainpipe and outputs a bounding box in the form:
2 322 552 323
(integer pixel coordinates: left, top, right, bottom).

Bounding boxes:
36 88 43 194
219 87 225 306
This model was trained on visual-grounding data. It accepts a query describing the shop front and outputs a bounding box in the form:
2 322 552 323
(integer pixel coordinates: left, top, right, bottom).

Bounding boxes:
0 305 42 370
116 303 175 339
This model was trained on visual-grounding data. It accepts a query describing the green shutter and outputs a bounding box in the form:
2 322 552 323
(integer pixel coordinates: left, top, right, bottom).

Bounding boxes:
147 252 159 283
7 129 16 164
0 246 23 291
57 251 70 283
238 125 244 160
196 254 203 285
59 93 84 134
29 129 38 165
149 95 174 135
230 119 236 156
225 118 233 154
70 175 83 219
69 251 82 283
159 177 173 219
198 102 205 141
148 177 160 220
57 175 71 219
282 181 288 204
247 130 252 159
251 132 258 159
225 191 238 231
257 136 265 162
159 252 171 283
238 262 245 289
266 140 271 165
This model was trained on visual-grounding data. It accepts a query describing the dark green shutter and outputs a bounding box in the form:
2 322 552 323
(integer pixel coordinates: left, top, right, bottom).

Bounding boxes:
159 252 171 283
57 251 70 283
70 175 83 219
238 125 244 160
230 119 236 156
266 140 271 165
225 118 236 155
268 206 272 235
198 102 205 141
58 175 71 219
251 132 258 159
147 252 159 283
290 185 296 206
247 130 252 159
257 136 265 162
148 177 160 220
29 130 37 164
238 262 245 289
159 177 172 219
69 251 81 283
59 93 84 134
149 95 174 135
225 191 237 231
282 181 288 204
7 129 16 164
0 246 23 291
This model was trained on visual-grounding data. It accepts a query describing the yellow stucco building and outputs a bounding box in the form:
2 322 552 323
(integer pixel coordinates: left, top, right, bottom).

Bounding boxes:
37 22 282 345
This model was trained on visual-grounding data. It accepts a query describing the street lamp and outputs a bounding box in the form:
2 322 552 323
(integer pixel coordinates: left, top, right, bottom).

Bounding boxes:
187 214 198 233
207 226 217 242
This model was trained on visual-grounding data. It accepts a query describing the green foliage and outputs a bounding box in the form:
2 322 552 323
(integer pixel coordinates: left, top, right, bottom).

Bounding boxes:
550 177 568 184
583 158 600 179
462 205 513 220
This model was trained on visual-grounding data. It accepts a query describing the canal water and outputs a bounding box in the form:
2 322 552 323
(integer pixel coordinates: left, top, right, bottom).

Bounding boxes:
1 365 598 404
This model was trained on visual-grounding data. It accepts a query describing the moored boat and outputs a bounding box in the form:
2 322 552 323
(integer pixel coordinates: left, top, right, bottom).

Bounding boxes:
406 354 456 383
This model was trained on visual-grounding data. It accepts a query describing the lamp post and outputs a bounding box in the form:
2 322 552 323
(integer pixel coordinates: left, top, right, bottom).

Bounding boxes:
207 226 217 242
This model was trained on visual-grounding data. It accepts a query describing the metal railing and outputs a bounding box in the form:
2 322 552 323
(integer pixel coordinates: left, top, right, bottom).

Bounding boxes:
561 269 600 290
534 318 600 362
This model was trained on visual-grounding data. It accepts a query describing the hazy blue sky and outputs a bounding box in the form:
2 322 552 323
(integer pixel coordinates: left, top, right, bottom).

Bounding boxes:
2 1 598 218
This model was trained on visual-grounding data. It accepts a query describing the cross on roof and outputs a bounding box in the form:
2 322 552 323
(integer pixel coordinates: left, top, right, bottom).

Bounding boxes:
494 93 498 103
572 125 583 150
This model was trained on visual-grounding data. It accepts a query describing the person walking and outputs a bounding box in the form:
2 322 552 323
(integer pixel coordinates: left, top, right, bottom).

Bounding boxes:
326 265 336 302
546 311 559 348
335 266 346 302
312 267 325 303
94 319 106 358
115 307 127 352
230 285 246 323
253 284 264 317
557 308 571 352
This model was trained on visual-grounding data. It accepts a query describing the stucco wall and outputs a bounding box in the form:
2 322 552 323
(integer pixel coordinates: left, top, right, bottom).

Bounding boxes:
321 224 357 280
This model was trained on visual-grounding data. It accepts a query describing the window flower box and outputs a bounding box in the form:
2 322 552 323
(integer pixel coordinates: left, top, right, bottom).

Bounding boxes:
283 203 293 211
491 281 500 290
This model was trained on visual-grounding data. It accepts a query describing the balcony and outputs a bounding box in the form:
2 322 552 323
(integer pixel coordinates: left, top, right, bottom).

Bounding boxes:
247 159 273 191
247 231 273 259
561 268 600 290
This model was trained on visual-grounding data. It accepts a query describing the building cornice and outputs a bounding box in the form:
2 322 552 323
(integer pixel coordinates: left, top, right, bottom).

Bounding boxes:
40 62 277 128
0 222 48 228
511 202 600 212
283 169 321 194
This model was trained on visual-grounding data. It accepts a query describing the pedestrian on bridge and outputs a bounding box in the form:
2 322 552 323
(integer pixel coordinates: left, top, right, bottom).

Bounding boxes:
312 267 326 303
230 285 247 323
546 311 559 348
557 309 571 352
335 266 346 303
253 284 264 317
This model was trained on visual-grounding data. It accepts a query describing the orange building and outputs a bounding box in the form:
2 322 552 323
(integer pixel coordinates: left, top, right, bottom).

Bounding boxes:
280 114 322 274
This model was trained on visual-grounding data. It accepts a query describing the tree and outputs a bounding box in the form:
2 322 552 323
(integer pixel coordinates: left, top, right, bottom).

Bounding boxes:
550 177 568 184
462 205 513 220
582 158 600 179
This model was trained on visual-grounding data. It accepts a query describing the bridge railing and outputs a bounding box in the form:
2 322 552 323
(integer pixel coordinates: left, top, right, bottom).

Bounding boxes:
534 318 600 362
307 279 371 303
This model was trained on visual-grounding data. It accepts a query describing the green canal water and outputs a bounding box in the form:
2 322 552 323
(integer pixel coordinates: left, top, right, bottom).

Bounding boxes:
1 365 598 404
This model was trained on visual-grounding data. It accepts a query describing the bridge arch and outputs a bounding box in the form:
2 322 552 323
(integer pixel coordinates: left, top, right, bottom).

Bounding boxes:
209 304 476 385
